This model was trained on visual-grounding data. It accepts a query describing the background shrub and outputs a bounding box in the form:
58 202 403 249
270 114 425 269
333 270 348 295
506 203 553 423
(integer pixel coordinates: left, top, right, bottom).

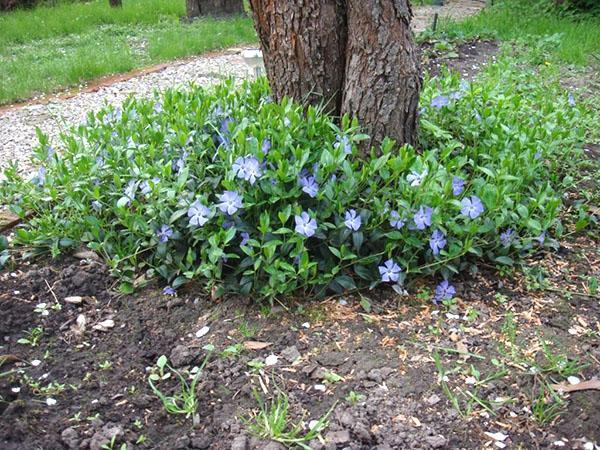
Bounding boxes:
0 58 586 299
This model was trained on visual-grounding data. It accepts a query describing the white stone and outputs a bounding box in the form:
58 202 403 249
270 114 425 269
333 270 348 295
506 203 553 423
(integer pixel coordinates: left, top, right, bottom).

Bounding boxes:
265 354 278 366
195 326 210 338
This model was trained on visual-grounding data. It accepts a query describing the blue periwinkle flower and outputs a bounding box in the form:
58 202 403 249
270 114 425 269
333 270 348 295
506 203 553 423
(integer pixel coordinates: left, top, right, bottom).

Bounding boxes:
163 286 176 296
429 230 447 256
434 280 456 304
335 135 352 155
240 232 250 246
430 95 449 108
407 169 427 187
460 196 485 219
262 138 271 155
299 175 319 198
568 92 576 107
91 200 102 211
500 228 515 247
413 206 433 230
34 166 46 186
157 225 173 243
188 201 211 227
378 259 402 283
243 156 262 185
344 209 362 231
452 177 465 196
139 181 152 196
217 190 243 215
294 212 317 238
449 91 463 100
390 211 406 230
124 180 137 205
535 232 546 246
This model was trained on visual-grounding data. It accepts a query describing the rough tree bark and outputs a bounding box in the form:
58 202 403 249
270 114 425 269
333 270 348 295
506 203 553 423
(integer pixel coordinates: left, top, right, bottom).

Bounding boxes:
248 0 421 151
187 0 244 19
109 0 122 7
248 0 347 113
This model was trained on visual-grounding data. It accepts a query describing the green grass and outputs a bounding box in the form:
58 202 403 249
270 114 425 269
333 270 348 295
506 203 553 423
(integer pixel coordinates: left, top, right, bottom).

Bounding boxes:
0 0 256 105
438 0 600 65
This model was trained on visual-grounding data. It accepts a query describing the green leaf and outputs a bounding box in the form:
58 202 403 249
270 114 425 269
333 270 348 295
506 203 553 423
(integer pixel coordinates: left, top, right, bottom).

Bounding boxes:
334 275 356 290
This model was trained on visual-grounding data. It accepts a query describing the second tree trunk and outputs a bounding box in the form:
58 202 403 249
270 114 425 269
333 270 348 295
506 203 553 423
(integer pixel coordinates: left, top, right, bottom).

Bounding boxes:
249 0 421 151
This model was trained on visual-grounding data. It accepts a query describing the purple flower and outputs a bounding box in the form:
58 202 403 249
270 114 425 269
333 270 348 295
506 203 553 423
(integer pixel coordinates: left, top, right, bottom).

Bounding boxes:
335 135 352 155
500 228 515 247
460 196 485 219
299 175 319 198
154 102 163 113
390 210 406 229
157 225 173 243
378 259 402 283
240 232 250 246
44 145 55 159
95 156 105 167
434 280 456 304
568 92 576 107
534 150 542 160
139 181 152 196
535 232 546 246
473 110 482 123
188 201 211 227
217 190 243 215
124 180 137 204
429 230 447 256
344 209 362 231
220 117 234 134
449 91 463 100
430 95 450 108
262 138 271 155
91 200 102 211
172 156 186 175
283 118 291 127
452 177 465 196
407 170 427 187
34 166 46 186
163 286 176 296
294 212 317 238
413 206 433 230
240 156 262 185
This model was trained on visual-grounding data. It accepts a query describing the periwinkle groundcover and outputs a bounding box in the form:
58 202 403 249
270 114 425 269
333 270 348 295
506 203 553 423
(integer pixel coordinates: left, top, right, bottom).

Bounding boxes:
0 60 586 301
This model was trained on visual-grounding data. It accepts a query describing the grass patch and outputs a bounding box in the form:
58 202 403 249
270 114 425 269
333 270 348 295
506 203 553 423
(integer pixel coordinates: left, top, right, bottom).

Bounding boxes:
0 0 256 105
438 0 600 65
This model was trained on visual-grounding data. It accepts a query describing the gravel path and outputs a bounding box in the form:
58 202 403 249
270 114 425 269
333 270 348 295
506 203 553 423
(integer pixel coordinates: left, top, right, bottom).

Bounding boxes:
0 0 485 178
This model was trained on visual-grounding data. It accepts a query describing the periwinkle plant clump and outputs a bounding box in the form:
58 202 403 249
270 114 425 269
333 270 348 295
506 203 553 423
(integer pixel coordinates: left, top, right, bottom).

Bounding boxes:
0 64 585 300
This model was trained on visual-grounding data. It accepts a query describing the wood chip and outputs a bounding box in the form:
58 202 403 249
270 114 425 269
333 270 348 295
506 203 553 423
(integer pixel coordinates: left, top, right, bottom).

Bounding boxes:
243 341 271 350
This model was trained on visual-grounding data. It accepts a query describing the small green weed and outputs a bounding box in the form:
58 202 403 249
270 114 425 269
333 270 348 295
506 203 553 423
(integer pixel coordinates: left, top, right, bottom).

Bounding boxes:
17 327 43 347
244 389 335 449
147 347 212 422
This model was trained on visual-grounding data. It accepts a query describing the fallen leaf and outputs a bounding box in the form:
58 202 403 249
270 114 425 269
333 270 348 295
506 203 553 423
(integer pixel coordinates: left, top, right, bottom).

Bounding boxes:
551 378 600 393
243 341 272 350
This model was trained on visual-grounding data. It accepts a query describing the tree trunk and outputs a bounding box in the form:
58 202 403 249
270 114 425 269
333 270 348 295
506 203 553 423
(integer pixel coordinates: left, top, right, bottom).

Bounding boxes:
187 0 244 19
109 0 122 7
248 0 347 113
342 0 421 148
248 0 421 151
